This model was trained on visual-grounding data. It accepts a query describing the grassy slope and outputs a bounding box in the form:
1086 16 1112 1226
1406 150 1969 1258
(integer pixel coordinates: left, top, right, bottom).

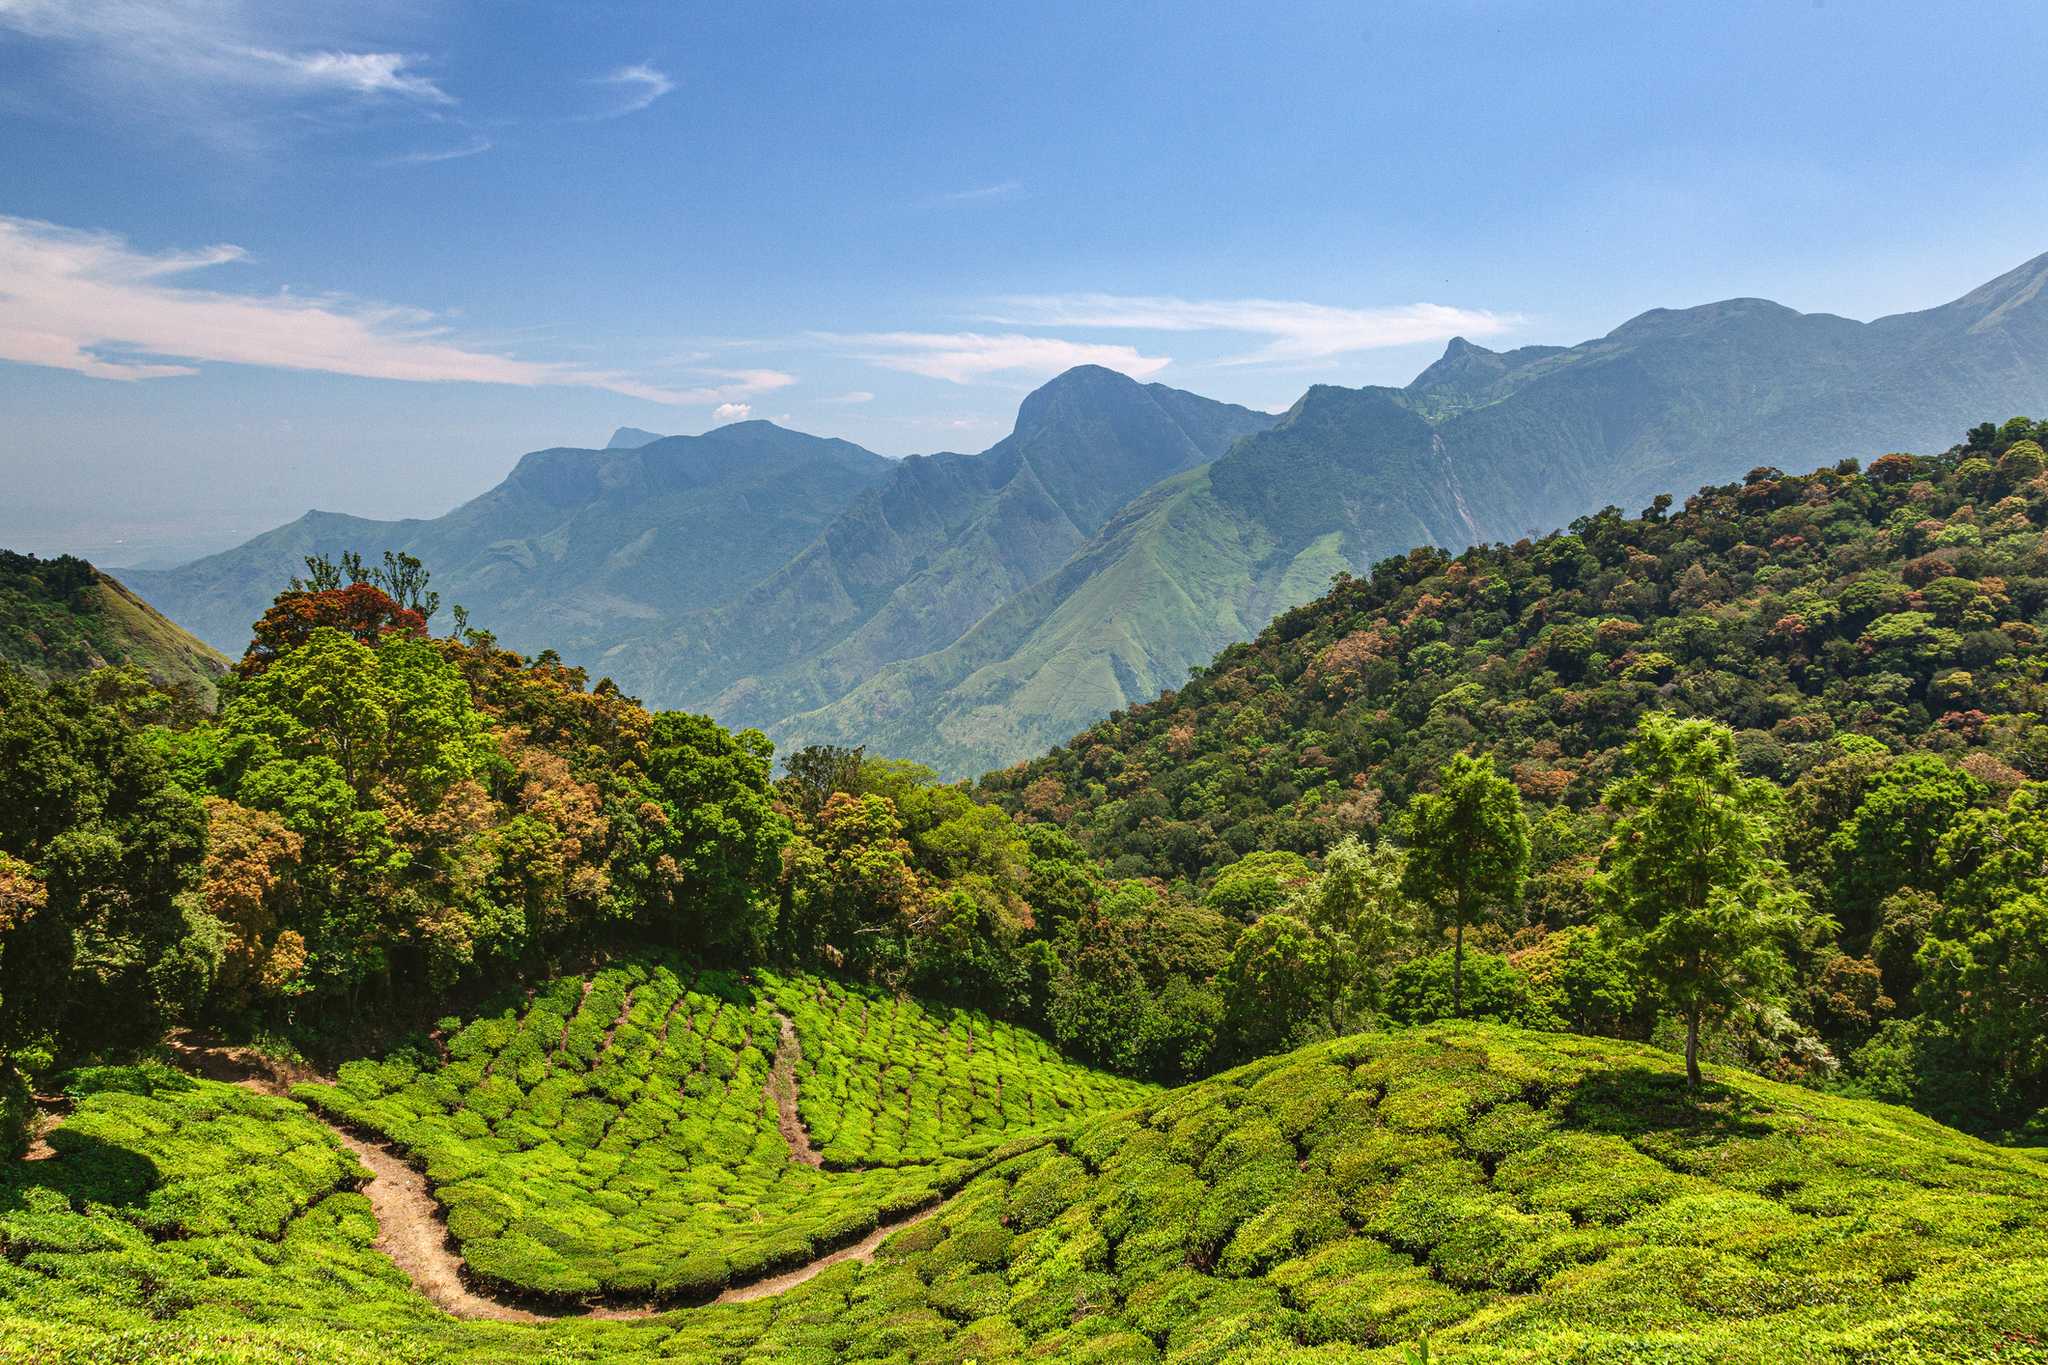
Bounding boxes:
5 1022 2045 1361
0 560 229 699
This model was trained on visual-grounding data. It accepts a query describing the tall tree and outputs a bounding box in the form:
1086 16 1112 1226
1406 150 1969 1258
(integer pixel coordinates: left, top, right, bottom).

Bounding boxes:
1597 715 1801 1086
1287 835 1407 1026
1401 753 1529 1017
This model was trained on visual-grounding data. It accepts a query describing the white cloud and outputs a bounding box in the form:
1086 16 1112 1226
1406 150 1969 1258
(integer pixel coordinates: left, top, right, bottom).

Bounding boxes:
824 331 1171 385
711 402 752 421
380 136 493 167
589 62 673 118
937 180 1023 204
0 1 453 103
0 215 783 406
986 293 1519 366
825 390 875 404
239 46 451 102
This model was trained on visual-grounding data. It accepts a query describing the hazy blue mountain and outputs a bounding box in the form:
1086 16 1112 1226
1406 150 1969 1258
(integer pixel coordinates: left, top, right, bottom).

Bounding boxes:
604 426 668 449
127 422 893 660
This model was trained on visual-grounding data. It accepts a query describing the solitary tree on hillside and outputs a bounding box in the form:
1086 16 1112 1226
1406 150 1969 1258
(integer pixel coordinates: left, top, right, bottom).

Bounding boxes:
1597 714 1801 1086
1289 835 1408 1027
1401 753 1529 1017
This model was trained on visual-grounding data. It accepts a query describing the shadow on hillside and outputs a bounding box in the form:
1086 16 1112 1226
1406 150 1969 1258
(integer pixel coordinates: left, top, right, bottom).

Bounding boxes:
1563 1068 1772 1144
3 1130 158 1213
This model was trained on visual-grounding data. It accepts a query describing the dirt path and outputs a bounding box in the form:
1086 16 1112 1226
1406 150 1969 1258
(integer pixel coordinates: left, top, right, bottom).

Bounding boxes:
767 1012 823 1167
715 1204 939 1303
148 1031 940 1323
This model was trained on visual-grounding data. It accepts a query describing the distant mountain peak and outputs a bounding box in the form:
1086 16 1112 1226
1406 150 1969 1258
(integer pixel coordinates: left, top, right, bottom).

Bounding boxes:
605 426 666 449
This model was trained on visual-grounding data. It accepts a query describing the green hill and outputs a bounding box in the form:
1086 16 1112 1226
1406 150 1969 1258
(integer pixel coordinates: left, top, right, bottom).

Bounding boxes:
0 550 228 701
7 1022 2045 1360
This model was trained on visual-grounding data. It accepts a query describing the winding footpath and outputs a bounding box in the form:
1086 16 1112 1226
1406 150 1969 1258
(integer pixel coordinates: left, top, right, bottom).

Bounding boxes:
155 1017 943 1323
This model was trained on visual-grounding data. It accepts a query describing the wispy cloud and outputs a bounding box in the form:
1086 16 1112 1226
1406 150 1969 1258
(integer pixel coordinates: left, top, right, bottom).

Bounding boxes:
824 390 875 404
588 62 673 119
239 46 451 102
822 331 1170 384
937 180 1023 204
0 1 452 102
0 215 785 406
985 293 1519 366
380 136 494 168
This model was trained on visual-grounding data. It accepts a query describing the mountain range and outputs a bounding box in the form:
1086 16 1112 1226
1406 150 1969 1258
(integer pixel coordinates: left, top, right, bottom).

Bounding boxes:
123 252 2048 776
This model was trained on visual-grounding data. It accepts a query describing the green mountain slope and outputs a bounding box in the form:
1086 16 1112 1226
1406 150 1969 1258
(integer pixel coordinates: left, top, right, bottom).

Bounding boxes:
603 365 1275 725
788 254 2048 776
11 1022 2045 1359
123 421 894 662
0 550 228 700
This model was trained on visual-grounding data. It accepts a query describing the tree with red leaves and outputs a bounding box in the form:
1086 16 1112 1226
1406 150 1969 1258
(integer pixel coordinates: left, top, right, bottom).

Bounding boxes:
237 582 427 677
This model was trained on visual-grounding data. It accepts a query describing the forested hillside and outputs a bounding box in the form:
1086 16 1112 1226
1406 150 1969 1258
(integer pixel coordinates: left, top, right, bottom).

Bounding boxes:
0 550 227 701
984 420 2048 1135
8 420 2048 1159
6 423 2048 1361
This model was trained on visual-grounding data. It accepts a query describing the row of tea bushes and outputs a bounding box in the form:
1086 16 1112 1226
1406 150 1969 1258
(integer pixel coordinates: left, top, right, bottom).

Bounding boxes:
767 973 1156 1167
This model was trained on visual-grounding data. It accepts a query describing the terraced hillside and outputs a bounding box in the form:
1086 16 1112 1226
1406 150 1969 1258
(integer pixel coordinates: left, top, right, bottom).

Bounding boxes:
5 1020 2045 1361
292 962 1152 1301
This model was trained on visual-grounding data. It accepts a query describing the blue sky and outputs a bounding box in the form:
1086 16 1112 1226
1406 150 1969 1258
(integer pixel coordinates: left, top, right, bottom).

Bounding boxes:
3 0 2046 565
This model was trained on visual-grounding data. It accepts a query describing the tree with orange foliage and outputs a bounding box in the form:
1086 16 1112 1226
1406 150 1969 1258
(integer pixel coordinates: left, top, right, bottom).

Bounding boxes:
237 582 426 677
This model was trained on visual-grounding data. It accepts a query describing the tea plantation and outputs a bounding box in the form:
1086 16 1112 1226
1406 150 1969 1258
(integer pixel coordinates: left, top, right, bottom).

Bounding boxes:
5 1022 2047 1361
291 961 1152 1301
767 974 1155 1166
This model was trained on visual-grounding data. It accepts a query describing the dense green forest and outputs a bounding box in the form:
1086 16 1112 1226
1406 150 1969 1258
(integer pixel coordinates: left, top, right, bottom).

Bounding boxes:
5 422 2048 1165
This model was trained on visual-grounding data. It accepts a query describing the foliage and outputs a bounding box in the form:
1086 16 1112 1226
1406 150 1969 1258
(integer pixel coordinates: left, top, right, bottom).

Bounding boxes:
7 1024 2048 1360
1401 754 1529 1017
0 666 205 1151
1595 715 1805 1085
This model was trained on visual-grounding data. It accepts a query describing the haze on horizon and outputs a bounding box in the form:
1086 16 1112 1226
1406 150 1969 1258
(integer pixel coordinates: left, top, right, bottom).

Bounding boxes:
3 0 2046 566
